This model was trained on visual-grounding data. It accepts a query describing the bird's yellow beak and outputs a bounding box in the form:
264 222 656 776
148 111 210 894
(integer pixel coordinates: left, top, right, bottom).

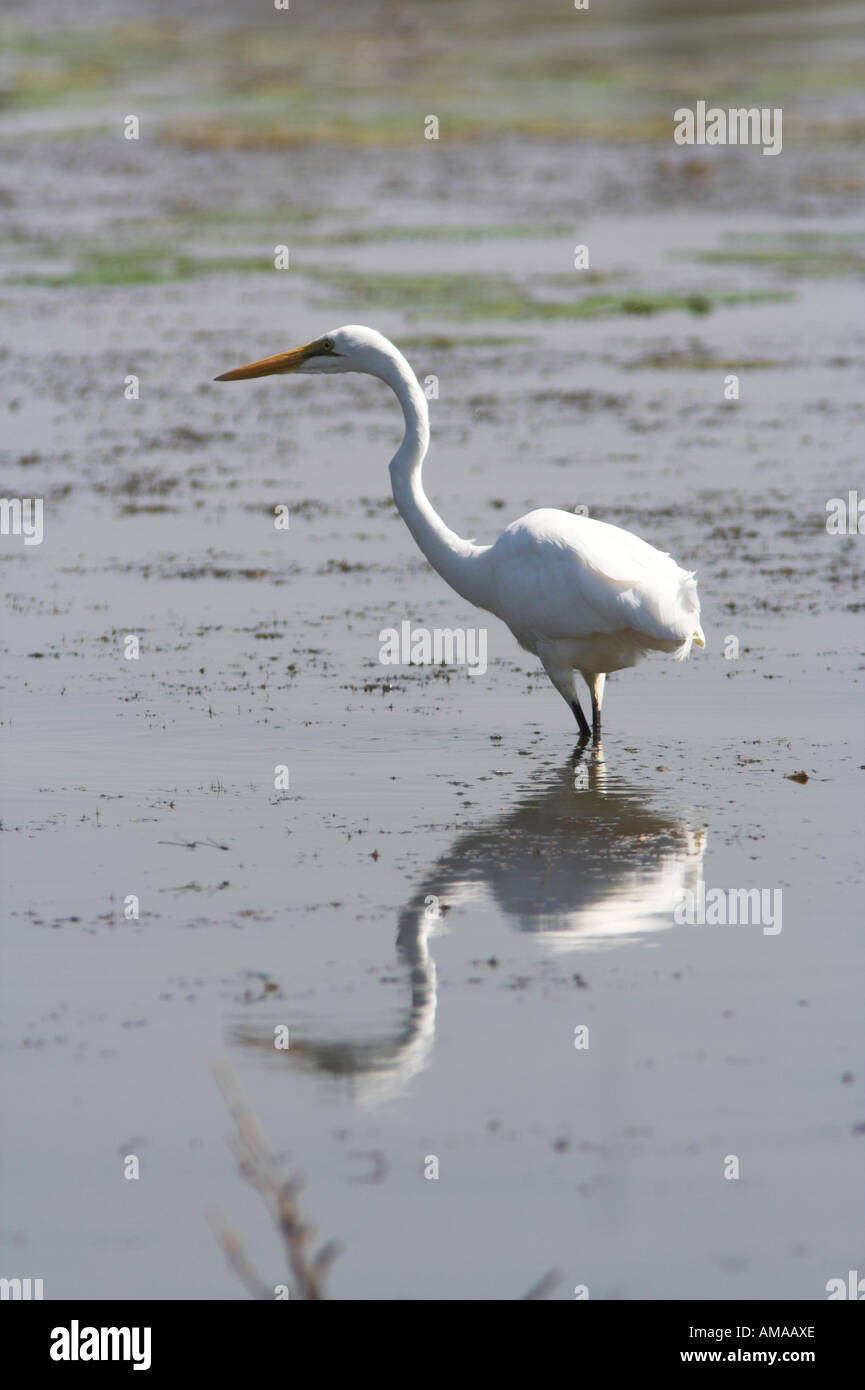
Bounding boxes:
214 339 324 381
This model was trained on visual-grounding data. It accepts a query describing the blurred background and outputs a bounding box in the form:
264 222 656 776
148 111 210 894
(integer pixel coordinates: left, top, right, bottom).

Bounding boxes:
1 0 863 1302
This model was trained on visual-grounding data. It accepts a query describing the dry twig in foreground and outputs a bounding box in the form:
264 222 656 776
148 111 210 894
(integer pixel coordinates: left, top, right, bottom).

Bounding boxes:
209 1058 560 1300
208 1058 340 1300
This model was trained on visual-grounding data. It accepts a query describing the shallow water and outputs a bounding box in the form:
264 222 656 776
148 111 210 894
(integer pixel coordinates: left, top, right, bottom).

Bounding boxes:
1 0 863 1300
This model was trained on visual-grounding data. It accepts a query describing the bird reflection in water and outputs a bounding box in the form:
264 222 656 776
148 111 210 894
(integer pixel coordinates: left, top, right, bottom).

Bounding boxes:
232 744 706 1101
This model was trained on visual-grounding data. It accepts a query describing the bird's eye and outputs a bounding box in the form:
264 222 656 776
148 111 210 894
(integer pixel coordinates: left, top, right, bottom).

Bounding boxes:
322 337 335 352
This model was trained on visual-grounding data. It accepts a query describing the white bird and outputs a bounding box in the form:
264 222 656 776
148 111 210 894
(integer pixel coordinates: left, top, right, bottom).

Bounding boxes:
216 325 705 739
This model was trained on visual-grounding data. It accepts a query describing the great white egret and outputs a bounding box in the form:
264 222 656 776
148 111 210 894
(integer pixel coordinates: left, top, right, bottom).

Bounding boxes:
216 325 705 738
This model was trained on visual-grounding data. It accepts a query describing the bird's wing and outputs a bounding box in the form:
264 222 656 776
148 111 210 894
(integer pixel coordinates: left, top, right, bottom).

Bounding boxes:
489 510 698 645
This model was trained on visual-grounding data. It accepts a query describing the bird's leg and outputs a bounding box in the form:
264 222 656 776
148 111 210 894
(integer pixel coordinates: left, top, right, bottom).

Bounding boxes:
570 698 591 739
537 643 591 740
586 673 606 743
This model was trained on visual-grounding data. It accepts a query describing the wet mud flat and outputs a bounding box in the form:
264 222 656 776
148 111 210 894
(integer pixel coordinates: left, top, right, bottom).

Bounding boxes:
1 1 864 1298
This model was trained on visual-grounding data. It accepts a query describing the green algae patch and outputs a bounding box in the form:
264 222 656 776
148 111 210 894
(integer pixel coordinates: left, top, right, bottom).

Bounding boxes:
627 350 790 371
16 246 277 288
308 269 792 322
694 231 865 277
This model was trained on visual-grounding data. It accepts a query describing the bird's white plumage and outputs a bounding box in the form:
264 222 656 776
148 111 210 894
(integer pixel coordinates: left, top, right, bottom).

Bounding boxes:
488 509 702 668
216 325 705 736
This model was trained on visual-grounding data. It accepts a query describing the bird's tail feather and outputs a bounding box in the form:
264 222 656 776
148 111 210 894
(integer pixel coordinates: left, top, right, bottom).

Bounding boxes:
672 571 704 659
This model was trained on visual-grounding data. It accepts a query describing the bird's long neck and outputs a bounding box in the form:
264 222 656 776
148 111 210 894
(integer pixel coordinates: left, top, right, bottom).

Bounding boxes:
381 350 494 612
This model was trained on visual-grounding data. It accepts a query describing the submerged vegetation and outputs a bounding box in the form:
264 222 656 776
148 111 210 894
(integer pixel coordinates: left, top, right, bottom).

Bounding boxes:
694 230 865 277
15 244 795 319
308 270 790 323
17 245 276 289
